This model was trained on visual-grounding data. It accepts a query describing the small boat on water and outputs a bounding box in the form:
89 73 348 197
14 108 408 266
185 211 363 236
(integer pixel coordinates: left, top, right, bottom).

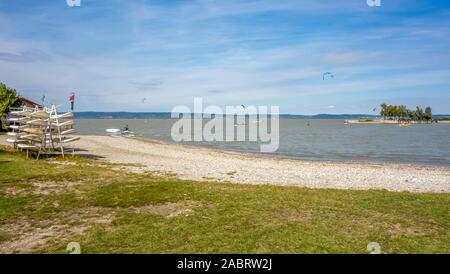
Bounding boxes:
399 123 411 127
106 128 135 137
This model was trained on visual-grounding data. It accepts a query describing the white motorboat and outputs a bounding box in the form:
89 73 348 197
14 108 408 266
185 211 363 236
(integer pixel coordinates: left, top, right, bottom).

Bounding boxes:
106 128 135 137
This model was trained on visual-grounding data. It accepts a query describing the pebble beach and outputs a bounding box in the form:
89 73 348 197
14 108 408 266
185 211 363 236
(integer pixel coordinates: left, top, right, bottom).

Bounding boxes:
4 135 446 193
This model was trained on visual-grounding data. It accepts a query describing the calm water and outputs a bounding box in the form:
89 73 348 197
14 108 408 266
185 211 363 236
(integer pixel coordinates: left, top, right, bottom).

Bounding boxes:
75 119 450 166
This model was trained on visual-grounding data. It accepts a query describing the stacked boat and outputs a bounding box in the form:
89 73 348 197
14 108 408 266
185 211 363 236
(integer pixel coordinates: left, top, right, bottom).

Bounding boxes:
7 105 80 159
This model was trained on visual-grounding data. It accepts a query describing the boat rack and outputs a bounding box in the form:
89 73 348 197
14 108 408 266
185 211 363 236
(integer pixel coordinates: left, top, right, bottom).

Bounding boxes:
6 105 80 159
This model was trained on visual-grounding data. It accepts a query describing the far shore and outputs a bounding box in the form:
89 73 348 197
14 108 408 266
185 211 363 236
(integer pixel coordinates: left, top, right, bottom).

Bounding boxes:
345 119 450 124
2 135 448 193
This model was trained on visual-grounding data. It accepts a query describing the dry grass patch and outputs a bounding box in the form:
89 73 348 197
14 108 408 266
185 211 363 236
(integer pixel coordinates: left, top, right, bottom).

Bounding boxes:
130 200 200 218
0 207 115 253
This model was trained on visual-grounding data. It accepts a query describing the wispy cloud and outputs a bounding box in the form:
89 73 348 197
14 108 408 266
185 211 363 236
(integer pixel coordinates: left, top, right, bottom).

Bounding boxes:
0 49 50 63
0 0 449 113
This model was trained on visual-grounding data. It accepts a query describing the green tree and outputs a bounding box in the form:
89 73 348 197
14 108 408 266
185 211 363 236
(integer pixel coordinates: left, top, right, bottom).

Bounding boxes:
424 106 432 121
385 104 394 120
398 105 408 120
380 103 387 119
387 105 400 120
379 103 434 122
0 83 22 130
407 109 414 120
415 106 424 121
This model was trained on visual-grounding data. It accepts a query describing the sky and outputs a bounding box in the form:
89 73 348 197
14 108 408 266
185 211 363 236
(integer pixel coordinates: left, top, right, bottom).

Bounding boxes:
0 0 450 114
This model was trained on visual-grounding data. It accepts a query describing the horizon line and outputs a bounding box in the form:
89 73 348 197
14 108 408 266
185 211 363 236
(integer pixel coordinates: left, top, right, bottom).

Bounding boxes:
71 111 450 116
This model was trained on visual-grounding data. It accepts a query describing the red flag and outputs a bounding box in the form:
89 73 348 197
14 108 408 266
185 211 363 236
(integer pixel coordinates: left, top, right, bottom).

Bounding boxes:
69 92 75 111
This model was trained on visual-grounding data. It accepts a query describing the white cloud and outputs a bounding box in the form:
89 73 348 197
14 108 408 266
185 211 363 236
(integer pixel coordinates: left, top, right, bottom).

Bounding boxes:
0 0 449 113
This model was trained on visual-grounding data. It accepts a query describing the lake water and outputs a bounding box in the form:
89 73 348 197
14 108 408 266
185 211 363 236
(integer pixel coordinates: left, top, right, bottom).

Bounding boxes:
75 119 450 166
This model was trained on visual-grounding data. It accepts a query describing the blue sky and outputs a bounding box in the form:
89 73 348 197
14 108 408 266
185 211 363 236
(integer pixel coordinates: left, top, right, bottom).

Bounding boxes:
0 0 450 113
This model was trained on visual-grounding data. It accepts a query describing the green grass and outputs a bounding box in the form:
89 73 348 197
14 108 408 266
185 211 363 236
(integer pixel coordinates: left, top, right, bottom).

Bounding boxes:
0 146 449 254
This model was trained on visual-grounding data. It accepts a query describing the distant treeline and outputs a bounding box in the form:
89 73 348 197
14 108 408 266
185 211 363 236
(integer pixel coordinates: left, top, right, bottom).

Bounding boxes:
73 111 450 120
74 112 380 119
380 103 433 121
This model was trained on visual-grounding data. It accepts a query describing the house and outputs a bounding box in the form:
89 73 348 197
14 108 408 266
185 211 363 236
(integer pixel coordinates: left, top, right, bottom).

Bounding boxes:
3 97 44 129
19 96 44 109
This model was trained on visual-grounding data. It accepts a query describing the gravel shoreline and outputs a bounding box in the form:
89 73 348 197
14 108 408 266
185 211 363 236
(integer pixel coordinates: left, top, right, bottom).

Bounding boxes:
2 135 449 193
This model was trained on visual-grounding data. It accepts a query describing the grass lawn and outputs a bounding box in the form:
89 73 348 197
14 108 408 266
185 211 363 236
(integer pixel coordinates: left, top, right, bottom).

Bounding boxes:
0 146 448 254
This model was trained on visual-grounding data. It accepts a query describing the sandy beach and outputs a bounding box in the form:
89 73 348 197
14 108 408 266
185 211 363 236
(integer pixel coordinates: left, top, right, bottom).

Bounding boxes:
3 135 447 193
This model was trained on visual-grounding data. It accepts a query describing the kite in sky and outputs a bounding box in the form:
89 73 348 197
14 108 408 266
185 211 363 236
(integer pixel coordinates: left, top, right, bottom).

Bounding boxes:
323 72 334 80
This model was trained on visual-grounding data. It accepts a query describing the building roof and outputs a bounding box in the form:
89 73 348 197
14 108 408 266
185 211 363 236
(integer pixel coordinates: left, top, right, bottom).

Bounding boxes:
19 96 44 108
